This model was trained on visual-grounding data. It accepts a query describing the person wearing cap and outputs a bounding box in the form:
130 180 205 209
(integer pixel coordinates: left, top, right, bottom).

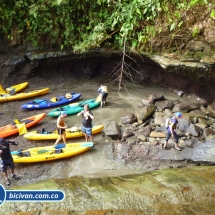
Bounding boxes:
54 111 68 146
77 104 94 142
97 84 108 108
163 112 182 151
0 138 19 186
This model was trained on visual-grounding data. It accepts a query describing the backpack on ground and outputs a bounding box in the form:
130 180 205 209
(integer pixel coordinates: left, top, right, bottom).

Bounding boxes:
165 117 171 128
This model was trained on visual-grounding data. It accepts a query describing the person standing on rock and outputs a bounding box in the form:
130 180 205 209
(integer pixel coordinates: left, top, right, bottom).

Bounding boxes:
77 104 94 143
0 138 20 186
97 84 108 108
163 112 182 151
54 111 68 146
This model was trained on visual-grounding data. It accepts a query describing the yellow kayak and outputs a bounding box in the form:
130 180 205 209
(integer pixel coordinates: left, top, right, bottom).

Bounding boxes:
23 125 104 140
0 88 49 102
12 142 94 163
0 82 28 94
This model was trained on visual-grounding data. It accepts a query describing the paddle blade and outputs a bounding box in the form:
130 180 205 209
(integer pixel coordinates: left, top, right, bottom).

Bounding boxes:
0 84 5 93
16 123 28 135
11 151 20 155
54 143 66 149
14 119 20 124
95 94 101 103
81 142 94 147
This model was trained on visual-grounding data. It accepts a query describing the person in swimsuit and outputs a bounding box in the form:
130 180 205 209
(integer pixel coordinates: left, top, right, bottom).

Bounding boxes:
77 104 94 142
54 111 68 146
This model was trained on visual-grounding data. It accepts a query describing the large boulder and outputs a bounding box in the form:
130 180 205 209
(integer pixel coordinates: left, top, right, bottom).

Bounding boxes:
172 102 201 112
121 129 134 141
200 106 215 118
121 112 137 125
135 104 156 124
155 100 174 111
141 94 165 105
178 118 190 131
178 118 200 137
135 125 151 137
104 121 121 140
204 128 215 137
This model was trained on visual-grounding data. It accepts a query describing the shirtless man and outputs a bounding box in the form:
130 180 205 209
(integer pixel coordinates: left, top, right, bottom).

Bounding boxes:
54 111 68 146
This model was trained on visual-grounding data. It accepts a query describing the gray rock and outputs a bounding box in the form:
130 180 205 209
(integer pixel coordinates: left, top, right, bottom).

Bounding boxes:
135 104 156 124
141 94 165 105
136 125 151 137
172 102 200 112
121 112 137 125
155 100 174 111
186 124 199 137
121 129 134 141
200 106 215 118
204 128 215 137
104 121 121 140
137 135 147 142
178 118 190 131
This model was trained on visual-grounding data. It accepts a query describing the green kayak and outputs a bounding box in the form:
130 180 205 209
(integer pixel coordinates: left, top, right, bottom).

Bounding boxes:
48 99 100 117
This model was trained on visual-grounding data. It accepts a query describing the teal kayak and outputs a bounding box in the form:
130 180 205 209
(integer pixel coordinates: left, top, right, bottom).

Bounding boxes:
48 99 100 117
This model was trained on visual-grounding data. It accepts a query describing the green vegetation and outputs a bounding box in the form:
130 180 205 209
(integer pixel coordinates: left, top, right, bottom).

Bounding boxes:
0 0 213 53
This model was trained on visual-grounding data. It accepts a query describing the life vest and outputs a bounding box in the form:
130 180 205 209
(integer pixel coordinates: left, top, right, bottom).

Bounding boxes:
101 86 108 93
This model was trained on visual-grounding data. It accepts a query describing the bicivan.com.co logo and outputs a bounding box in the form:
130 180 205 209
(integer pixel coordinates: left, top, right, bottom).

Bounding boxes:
0 184 65 206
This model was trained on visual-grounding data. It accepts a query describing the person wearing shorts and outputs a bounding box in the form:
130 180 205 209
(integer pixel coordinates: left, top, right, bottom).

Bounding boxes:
77 104 94 142
0 138 19 186
98 84 108 108
54 111 68 146
163 112 182 151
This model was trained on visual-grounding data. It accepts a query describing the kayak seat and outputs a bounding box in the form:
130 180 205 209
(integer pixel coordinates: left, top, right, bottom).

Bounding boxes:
69 128 82 133
65 93 72 99
21 119 34 124
51 97 57 102
37 128 53 134
17 151 31 157
55 149 63 154
33 99 46 104
57 96 63 102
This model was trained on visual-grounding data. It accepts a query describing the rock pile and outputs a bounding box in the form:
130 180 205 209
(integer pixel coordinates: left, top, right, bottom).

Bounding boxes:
104 94 215 162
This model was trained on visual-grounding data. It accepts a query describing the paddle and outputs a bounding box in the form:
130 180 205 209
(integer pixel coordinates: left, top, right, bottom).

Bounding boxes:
95 94 102 103
55 142 94 148
0 84 6 93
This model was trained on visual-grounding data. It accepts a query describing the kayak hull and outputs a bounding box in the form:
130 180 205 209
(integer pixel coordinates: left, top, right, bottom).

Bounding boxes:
48 99 100 117
21 92 81 109
0 88 49 102
12 142 94 163
0 113 46 138
23 125 104 140
0 82 28 94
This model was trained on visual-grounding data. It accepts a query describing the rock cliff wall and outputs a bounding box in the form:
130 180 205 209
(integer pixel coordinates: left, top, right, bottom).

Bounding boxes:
0 38 215 105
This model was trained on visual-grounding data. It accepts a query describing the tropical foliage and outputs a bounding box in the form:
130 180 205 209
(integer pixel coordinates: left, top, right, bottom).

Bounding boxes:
0 0 214 53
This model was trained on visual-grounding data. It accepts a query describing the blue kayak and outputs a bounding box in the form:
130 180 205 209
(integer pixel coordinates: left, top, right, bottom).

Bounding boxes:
21 92 81 109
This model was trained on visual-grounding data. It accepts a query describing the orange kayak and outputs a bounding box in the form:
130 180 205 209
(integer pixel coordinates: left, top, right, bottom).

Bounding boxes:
0 113 46 138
